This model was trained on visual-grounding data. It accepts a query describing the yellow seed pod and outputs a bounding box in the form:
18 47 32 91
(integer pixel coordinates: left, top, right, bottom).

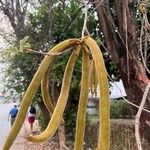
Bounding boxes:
41 63 65 123
3 39 79 150
93 60 99 96
84 37 110 150
89 59 99 97
27 46 81 142
41 68 55 114
89 59 94 95
74 48 90 150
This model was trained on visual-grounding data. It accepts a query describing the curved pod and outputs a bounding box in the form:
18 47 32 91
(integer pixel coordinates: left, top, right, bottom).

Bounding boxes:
84 37 110 150
41 69 55 113
74 49 90 150
3 39 79 150
27 46 81 142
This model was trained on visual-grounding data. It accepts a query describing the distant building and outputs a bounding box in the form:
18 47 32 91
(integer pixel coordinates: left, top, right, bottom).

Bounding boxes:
109 79 127 99
87 80 127 115
88 79 127 99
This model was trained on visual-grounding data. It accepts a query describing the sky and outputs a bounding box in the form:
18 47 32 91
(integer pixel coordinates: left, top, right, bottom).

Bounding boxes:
0 12 13 94
0 43 6 93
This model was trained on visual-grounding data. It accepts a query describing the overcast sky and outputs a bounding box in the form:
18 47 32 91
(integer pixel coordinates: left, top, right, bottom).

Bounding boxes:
0 11 13 94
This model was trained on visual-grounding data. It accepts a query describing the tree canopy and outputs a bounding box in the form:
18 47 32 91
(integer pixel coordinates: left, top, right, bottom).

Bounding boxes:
0 0 150 147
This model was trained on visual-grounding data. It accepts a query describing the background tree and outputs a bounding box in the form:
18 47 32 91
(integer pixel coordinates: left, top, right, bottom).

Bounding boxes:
0 0 29 39
93 0 150 146
1 0 97 111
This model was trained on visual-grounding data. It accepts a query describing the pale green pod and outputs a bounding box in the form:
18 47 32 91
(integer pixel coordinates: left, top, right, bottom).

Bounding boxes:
41 64 64 123
84 37 110 150
89 60 95 95
74 48 90 150
41 68 55 114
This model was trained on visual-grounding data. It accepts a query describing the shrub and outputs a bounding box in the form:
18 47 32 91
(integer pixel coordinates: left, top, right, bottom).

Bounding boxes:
37 111 48 130
110 100 134 119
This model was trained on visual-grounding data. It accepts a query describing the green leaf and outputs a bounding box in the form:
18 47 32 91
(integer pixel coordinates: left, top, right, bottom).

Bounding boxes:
20 36 29 46
19 36 31 52
6 45 19 56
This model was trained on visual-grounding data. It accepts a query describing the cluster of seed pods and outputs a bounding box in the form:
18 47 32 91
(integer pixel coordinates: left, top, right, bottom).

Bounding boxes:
3 37 110 150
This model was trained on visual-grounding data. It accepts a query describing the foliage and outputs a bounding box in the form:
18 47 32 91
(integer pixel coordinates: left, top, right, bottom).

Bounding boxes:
110 100 134 119
19 36 31 52
65 106 77 138
4 36 31 57
86 100 134 120
3 0 120 101
103 53 120 81
4 52 40 99
37 110 48 130
4 0 97 100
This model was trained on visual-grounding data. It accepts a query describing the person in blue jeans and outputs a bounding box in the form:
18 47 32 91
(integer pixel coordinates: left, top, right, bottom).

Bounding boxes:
8 105 18 127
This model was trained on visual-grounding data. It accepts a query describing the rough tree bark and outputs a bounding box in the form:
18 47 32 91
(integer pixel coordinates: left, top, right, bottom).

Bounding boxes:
94 0 150 147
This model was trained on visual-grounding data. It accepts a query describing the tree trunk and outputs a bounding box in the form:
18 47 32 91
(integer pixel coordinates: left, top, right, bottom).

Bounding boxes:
58 121 68 150
94 0 150 147
37 100 50 125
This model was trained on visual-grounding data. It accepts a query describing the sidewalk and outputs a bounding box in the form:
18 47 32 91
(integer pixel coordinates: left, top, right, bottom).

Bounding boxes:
24 120 49 150
10 125 25 150
10 120 52 150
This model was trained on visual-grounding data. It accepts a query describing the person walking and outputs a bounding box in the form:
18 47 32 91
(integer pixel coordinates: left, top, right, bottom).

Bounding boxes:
8 105 18 127
27 105 36 132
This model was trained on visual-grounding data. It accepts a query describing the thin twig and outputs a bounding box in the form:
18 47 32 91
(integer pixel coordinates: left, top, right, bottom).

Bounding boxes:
138 0 150 73
87 0 104 19
108 74 150 113
135 82 150 150
139 14 150 74
23 48 73 56
124 3 130 83
82 0 88 38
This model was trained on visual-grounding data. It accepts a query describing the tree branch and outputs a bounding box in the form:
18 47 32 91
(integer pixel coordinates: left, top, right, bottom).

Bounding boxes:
135 82 150 150
82 0 88 38
93 0 119 63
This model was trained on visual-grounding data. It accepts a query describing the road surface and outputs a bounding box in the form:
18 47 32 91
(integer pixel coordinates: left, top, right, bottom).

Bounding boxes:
0 103 13 148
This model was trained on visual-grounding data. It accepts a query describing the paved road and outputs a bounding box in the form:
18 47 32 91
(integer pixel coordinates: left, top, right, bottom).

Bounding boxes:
0 103 13 148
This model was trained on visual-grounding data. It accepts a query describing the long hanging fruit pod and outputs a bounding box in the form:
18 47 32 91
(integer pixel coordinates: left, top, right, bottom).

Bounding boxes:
41 68 55 114
27 46 81 142
74 48 90 150
89 60 95 96
92 61 99 96
83 37 110 150
3 39 79 150
41 64 64 123
89 59 99 97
